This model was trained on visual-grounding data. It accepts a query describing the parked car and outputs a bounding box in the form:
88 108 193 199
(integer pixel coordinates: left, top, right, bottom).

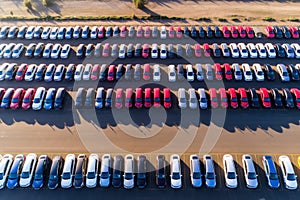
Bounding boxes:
99 154 111 187
48 156 63 190
0 154 13 189
19 153 37 187
170 154 182 189
61 154 76 189
43 88 56 110
85 154 99 188
32 155 50 190
189 155 202 188
260 88 271 108
279 156 298 190
203 155 216 188
32 87 46 110
223 154 238 188
242 155 258 189
73 154 87 189
6 154 24 189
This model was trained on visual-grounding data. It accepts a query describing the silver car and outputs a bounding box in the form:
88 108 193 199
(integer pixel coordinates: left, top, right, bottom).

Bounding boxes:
190 155 202 188
232 63 242 81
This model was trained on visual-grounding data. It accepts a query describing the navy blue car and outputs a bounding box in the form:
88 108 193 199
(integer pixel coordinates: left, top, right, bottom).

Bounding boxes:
48 156 63 190
262 155 280 189
6 154 24 189
32 155 50 190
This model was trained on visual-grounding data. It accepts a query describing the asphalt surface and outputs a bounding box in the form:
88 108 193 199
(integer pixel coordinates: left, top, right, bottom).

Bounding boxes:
1 34 300 199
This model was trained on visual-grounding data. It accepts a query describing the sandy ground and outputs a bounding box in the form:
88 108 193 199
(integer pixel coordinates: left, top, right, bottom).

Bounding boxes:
0 0 300 26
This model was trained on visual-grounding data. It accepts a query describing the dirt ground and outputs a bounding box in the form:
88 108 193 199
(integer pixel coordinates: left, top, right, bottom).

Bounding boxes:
0 0 300 26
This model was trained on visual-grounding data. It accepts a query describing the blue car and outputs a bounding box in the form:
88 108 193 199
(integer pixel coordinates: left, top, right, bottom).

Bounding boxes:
262 155 280 189
32 155 49 190
6 154 24 189
48 156 63 190
43 88 56 110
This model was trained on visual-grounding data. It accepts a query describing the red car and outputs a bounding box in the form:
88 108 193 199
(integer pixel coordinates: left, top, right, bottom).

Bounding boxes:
163 88 171 109
144 88 152 108
290 88 300 109
245 26 255 38
115 88 123 109
107 65 115 81
168 26 175 38
136 26 143 38
219 88 228 108
230 26 239 38
228 88 238 109
153 88 161 108
22 88 35 110
222 26 230 38
90 64 100 81
203 43 211 57
223 63 232 80
265 26 275 38
120 26 127 38
98 26 105 38
237 88 249 109
259 88 271 108
125 88 133 108
15 63 28 81
289 27 299 39
10 88 25 109
142 44 149 58
238 26 247 38
194 44 201 57
135 88 143 108
209 88 218 108
176 27 183 38
102 43 110 57
143 64 151 80
214 63 223 80
144 26 151 38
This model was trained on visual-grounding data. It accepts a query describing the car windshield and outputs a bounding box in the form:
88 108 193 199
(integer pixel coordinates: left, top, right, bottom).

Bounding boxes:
115 98 122 103
9 173 18 180
282 72 288 76
96 98 102 102
74 174 82 180
261 49 266 54
154 72 160 76
34 173 43 181
11 98 19 103
124 173 133 180
2 98 9 103
87 172 95 179
172 172 180 180
136 98 142 103
232 97 238 102
200 98 207 103
193 172 201 179
221 98 227 102
236 71 242 75
154 98 160 102
287 173 296 181
49 174 57 181
62 172 71 179
137 173 146 179
242 97 248 102
227 172 236 179
190 98 196 103
187 72 193 76
0 173 3 180
269 173 278 180
33 98 40 103
248 172 256 180
170 72 175 76
206 172 215 180
257 71 263 75
157 173 165 179
165 97 170 102
212 97 218 102
16 71 23 76
145 98 151 102
246 71 251 75
264 97 270 102
23 98 30 103
21 171 30 178
180 98 186 103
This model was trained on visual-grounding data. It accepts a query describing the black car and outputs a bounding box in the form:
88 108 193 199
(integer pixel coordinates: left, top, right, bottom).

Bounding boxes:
274 43 285 58
282 88 294 108
112 155 123 188
32 155 50 190
156 155 166 188
191 26 198 38
183 26 190 37
48 156 63 190
75 88 86 108
287 64 300 81
137 155 147 188
65 64 75 81
168 44 175 58
76 44 86 59
281 26 291 38
248 88 260 108
134 43 142 57
214 26 223 38
212 43 221 57
177 64 184 80
273 26 283 38
185 44 193 57
54 88 66 109
198 26 206 38
263 64 275 81
105 88 113 108
176 44 183 58
270 88 283 107
73 154 87 189
127 43 134 58
206 26 214 38
116 64 123 80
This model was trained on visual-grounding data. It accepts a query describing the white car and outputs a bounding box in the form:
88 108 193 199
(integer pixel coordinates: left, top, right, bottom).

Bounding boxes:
17 26 27 39
252 63 264 81
229 43 239 58
291 43 300 58
60 44 71 59
151 43 158 59
118 44 126 59
53 64 65 82
255 43 267 58
277 64 290 82
196 63 204 81
220 43 230 57
81 26 89 38
49 27 59 40
186 64 194 82
19 153 37 187
5 63 17 80
0 26 9 39
168 65 176 82
241 63 253 81
65 27 73 39
282 43 295 58
242 154 258 189
279 155 298 190
82 64 92 81
51 43 62 59
237 43 248 58
73 26 81 39
33 26 43 38
11 43 24 59
43 43 53 58
160 26 167 39
170 154 182 189
85 154 99 188
57 27 66 39
0 63 9 81
32 87 46 110
160 44 167 59
44 64 56 82
90 26 98 39
198 88 208 109
188 88 197 109
61 154 76 189
178 88 187 109
246 43 258 58
153 64 161 82
0 154 13 189
25 26 35 39
223 154 238 188
190 155 202 187
7 26 18 39
123 154 135 189
0 44 7 58
41 26 51 39
99 154 111 187
74 64 84 81
24 64 38 81
3 43 16 59
264 43 276 58
25 43 36 57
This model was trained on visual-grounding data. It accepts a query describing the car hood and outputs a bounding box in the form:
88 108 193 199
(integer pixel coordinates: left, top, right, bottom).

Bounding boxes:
6 179 18 189
61 179 72 188
123 179 134 188
86 178 97 188
74 179 83 188
19 178 31 187
226 178 238 188
191 178 202 187
206 179 216 188
32 179 43 189
286 179 298 189
171 179 182 188
246 178 258 188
